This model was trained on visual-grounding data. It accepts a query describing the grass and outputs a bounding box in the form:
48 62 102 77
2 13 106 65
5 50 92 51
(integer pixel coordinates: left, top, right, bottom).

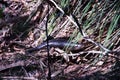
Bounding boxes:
0 0 120 79
25 0 120 72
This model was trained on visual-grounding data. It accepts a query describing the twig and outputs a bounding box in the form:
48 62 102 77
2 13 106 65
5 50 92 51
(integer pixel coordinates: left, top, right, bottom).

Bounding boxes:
56 50 105 57
61 51 120 60
45 4 51 80
0 61 24 72
1 76 37 80
0 59 45 72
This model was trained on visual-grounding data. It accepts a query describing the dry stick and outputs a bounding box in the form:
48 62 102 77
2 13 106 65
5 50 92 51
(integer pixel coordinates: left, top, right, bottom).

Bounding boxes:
0 59 46 72
48 0 111 54
0 61 24 72
1 76 36 80
45 4 51 80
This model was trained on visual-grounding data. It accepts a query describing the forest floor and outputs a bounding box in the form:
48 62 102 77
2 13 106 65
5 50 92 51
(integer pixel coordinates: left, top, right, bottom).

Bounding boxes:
0 0 120 80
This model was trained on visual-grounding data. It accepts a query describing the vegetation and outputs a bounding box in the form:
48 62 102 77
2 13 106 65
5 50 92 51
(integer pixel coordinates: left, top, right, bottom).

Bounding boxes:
0 0 120 80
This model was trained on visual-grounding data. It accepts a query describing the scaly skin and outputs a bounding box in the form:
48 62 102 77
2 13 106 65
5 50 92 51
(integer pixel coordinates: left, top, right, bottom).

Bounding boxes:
26 38 84 53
